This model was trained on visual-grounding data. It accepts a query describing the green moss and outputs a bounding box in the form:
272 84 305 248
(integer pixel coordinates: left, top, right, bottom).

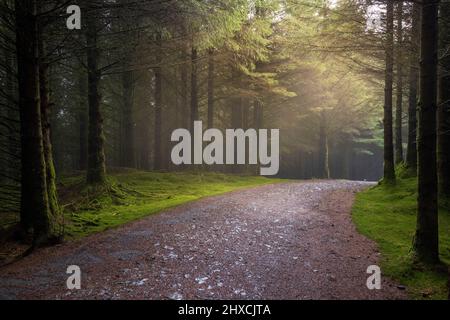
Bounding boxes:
396 162 416 179
353 177 450 300
60 170 284 239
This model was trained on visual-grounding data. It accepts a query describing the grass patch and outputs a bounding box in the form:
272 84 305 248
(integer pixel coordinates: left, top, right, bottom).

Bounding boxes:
59 169 284 239
353 177 450 300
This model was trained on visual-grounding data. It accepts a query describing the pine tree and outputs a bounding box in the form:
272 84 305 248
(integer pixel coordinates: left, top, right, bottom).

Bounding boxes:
414 0 440 263
438 0 450 203
383 0 396 182
394 1 404 165
406 2 420 174
86 5 106 184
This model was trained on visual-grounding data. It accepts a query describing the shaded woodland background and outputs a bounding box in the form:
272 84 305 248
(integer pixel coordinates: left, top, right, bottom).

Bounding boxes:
0 0 388 203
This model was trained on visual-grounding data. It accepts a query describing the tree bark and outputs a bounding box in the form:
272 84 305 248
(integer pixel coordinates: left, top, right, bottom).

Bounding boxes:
190 46 199 132
5 48 16 180
231 74 243 129
395 1 404 165
154 33 163 170
414 0 440 263
86 9 106 184
438 0 450 201
38 17 63 242
15 0 54 243
78 66 87 171
383 0 396 182
180 37 189 129
318 112 330 179
406 2 420 173
207 49 215 129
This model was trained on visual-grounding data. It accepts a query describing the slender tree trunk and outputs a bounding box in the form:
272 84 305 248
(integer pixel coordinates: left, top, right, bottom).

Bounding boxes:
190 46 198 131
15 0 53 243
242 97 250 172
438 0 450 201
318 112 330 179
78 67 87 171
121 68 135 168
86 10 106 184
5 49 16 180
253 99 263 175
207 49 214 129
383 0 396 182
180 40 189 129
406 2 420 173
154 33 163 170
414 0 440 263
231 103 242 174
231 73 243 129
243 100 250 129
253 62 264 130
395 1 404 165
230 72 243 173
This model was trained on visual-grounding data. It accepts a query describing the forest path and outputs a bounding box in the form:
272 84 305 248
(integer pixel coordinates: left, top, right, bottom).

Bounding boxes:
0 181 407 300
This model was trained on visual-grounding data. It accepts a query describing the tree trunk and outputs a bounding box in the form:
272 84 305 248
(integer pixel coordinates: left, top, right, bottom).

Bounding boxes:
318 112 330 179
253 99 263 175
190 46 199 131
383 0 396 182
414 0 440 263
121 68 135 168
438 0 450 201
180 40 189 129
243 101 250 129
86 10 106 184
38 26 62 241
15 0 53 243
231 75 243 129
395 1 404 165
207 49 214 129
5 48 16 180
154 34 163 170
406 2 420 173
253 61 264 130
230 72 243 173
78 66 87 171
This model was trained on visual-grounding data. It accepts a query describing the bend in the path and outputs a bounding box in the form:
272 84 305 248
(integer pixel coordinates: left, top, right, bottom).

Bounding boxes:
0 180 407 300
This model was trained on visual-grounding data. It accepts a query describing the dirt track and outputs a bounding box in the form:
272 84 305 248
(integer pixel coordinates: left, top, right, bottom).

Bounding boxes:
0 181 407 300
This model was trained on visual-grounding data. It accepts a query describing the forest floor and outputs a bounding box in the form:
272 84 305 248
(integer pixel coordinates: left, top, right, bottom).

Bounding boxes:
0 180 408 300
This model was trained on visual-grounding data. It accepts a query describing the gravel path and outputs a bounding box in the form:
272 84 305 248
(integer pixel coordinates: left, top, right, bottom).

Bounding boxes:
0 181 407 300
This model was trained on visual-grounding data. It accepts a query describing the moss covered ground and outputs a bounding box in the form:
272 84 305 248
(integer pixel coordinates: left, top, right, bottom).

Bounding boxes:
353 177 450 299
